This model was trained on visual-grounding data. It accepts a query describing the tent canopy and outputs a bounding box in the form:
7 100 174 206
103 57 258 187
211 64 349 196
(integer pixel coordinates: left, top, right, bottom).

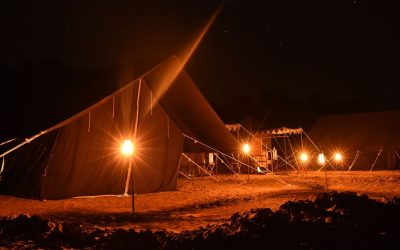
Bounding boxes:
310 111 400 170
0 56 239 199
310 110 400 152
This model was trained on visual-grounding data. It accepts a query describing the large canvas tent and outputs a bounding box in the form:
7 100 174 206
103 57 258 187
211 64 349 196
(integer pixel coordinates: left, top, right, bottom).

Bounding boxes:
0 56 239 199
310 111 400 170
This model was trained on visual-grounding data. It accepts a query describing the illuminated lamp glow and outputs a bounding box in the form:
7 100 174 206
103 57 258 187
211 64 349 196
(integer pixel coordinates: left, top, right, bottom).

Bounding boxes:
242 143 251 154
334 153 342 161
318 153 325 165
300 152 308 162
121 140 134 156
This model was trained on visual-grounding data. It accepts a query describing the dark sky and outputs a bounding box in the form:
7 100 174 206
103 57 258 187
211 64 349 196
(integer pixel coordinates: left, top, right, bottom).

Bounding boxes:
0 0 399 138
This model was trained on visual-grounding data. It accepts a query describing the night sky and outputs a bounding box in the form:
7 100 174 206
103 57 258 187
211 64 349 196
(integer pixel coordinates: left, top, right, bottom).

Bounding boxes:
0 0 398 139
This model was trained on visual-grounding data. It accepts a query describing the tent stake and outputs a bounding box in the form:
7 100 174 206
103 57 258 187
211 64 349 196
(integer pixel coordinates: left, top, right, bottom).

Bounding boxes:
179 171 193 180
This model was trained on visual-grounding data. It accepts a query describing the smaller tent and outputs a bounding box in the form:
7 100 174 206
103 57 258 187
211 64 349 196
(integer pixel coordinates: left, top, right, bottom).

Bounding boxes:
310 111 400 170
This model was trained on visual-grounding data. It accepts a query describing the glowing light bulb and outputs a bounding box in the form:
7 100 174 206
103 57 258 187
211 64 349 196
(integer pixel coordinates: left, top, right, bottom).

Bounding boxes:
318 153 325 165
334 153 342 161
242 143 250 154
121 140 134 156
300 152 308 162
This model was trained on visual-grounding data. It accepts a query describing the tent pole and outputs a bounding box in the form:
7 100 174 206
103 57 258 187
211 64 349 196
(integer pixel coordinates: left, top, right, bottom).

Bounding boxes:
130 160 135 216
370 149 383 171
126 78 142 217
124 163 132 196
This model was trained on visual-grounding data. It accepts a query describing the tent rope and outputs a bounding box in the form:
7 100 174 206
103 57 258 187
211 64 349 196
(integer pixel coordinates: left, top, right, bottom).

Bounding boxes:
302 130 321 152
183 133 289 185
0 157 4 175
395 151 400 161
214 153 239 176
0 138 16 147
348 150 361 171
0 130 47 159
179 171 193 180
287 135 301 171
182 153 217 180
133 78 142 140
370 149 383 171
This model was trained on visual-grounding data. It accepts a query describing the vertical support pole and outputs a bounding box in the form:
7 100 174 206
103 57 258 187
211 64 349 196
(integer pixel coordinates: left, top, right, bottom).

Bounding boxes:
112 96 115 118
130 160 135 216
124 161 132 196
134 79 142 139
88 112 91 133
150 91 153 116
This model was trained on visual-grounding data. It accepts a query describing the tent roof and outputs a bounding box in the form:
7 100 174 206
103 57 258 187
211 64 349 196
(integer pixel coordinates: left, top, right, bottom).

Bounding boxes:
143 57 238 152
310 110 400 151
225 124 303 136
2 56 238 156
260 127 303 136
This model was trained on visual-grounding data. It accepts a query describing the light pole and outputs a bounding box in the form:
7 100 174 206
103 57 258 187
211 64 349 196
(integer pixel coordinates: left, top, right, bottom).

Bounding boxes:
242 143 251 182
121 139 135 216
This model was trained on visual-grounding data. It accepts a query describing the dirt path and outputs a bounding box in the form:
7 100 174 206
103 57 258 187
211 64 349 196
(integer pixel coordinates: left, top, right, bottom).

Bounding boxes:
1 171 400 232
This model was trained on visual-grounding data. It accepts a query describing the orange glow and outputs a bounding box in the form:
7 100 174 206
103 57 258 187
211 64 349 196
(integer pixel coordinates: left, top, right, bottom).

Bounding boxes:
300 152 308 162
242 143 251 154
148 6 222 114
334 152 342 161
318 153 325 165
121 140 134 156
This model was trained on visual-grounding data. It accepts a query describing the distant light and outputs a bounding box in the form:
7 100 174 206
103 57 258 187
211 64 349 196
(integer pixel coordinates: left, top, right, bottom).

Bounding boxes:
334 153 342 162
318 153 325 165
242 143 250 154
300 152 308 162
121 140 134 156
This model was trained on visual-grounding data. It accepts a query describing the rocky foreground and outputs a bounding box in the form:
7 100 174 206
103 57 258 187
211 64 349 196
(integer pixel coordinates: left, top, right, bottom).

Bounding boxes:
1 191 400 249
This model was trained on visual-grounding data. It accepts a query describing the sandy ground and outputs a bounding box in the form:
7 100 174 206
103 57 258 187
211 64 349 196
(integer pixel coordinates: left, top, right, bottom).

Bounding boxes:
1 170 400 232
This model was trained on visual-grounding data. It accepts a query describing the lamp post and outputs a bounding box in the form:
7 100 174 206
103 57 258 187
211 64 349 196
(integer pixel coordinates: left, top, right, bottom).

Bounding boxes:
121 139 135 216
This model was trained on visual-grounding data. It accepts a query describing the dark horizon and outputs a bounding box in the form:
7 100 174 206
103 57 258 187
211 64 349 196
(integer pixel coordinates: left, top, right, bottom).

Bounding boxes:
1 0 398 138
